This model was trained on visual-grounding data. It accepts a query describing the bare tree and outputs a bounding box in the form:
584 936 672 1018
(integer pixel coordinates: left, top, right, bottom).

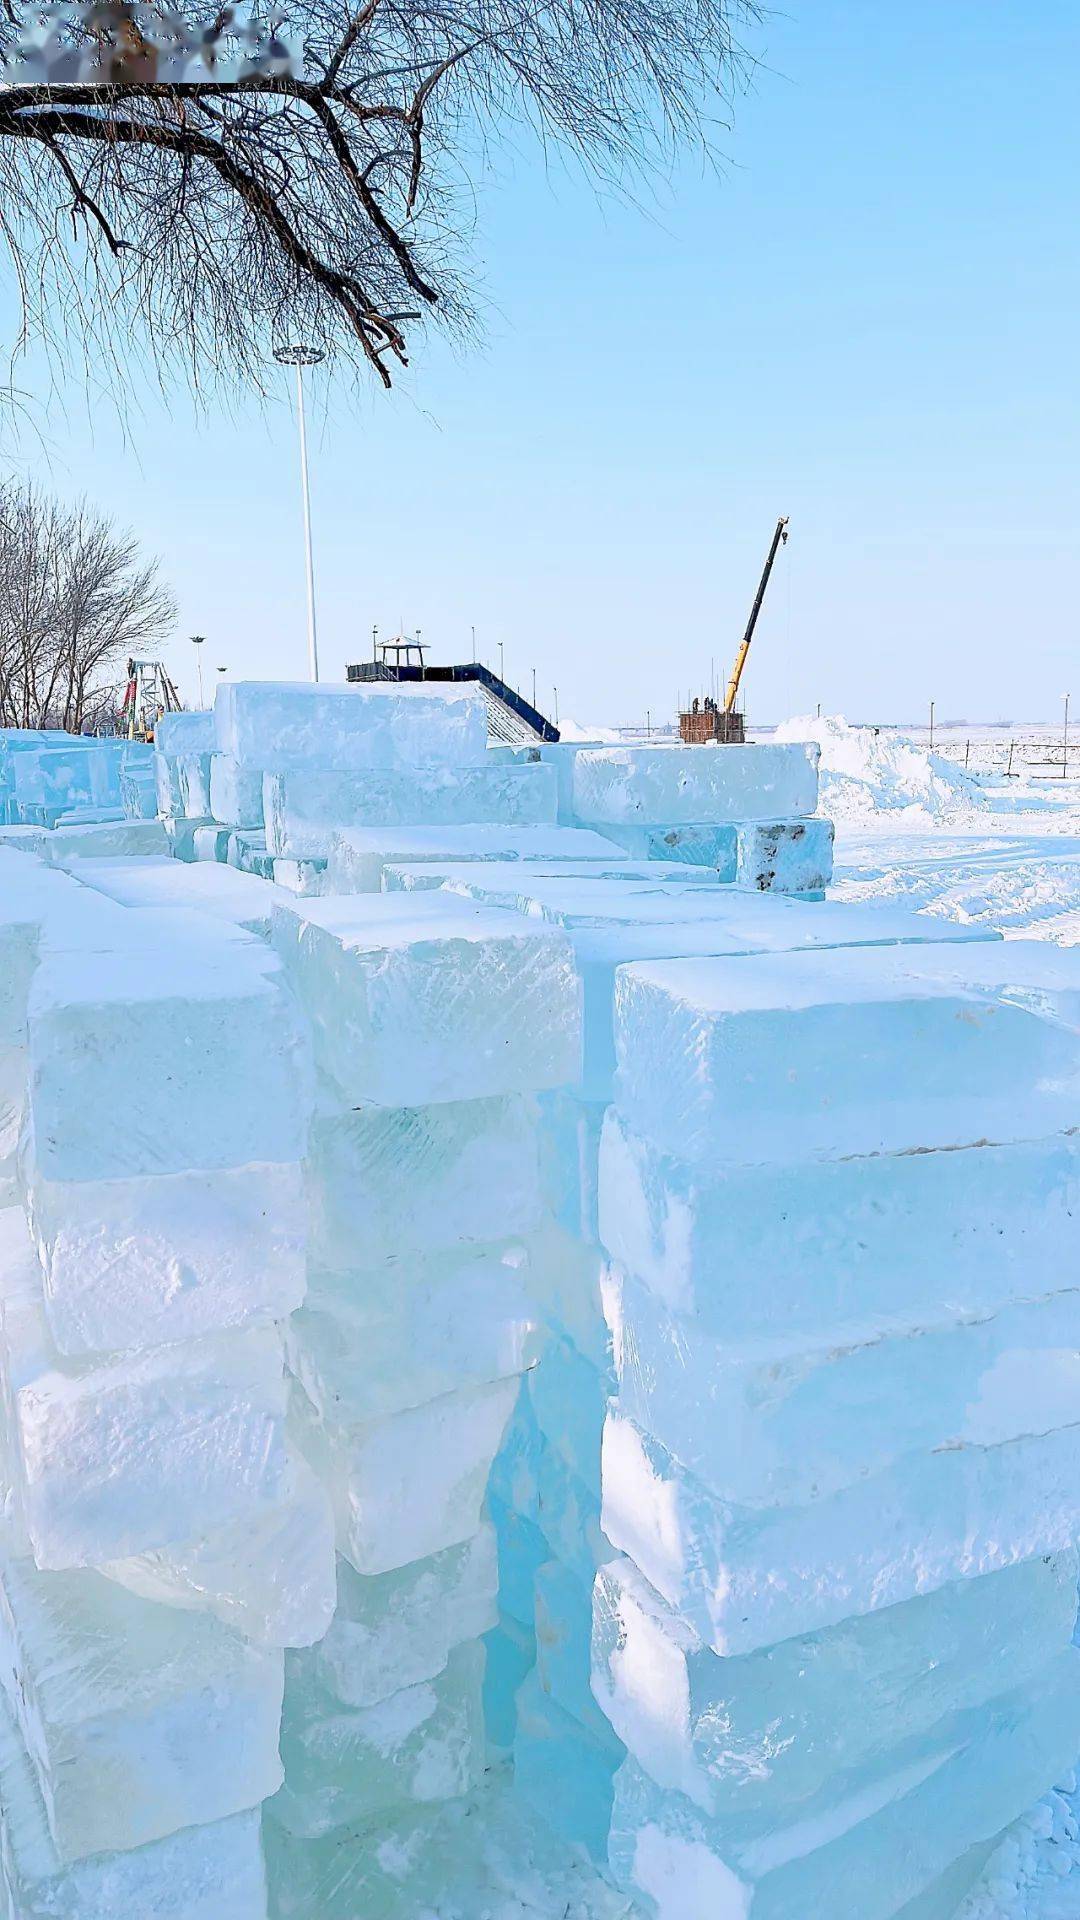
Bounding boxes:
0 0 761 401
0 480 176 728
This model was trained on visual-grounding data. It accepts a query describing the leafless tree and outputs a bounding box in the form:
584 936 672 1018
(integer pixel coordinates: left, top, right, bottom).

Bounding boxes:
0 479 176 728
0 0 761 402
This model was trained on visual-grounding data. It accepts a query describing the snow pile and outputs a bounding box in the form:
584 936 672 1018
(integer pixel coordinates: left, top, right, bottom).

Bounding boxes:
774 712 989 823
959 1777 1080 1919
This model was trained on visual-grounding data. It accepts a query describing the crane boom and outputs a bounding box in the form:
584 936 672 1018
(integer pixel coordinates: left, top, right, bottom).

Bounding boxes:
723 515 789 714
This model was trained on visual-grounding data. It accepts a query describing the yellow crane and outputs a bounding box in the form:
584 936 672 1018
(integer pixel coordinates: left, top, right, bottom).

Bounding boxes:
722 514 789 717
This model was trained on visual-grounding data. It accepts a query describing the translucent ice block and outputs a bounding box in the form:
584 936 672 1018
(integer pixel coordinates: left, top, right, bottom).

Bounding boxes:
273 894 580 1107
612 943 1080 1166
593 821 738 875
535 1554 615 1744
215 678 489 770
598 1111 1080 1344
572 743 819 826
607 1655 1080 1920
177 752 212 818
0 1531 283 1859
263 761 557 855
210 753 266 827
291 1373 519 1575
592 1552 1080 1819
287 1247 540 1423
27 1152 306 1355
325 823 626 892
0 1207 289 1567
602 1264 1080 1509
270 1639 486 1839
735 816 834 893
383 858 726 897
154 710 216 755
306 1094 543 1270
102 1450 336 1649
529 1328 610 1491
0 1696 269 1920
67 855 290 938
154 751 183 817
601 1413 1080 1654
27 946 309 1180
514 1674 623 1864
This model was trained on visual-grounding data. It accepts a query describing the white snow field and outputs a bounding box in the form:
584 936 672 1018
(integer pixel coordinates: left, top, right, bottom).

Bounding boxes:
2 692 1080 1920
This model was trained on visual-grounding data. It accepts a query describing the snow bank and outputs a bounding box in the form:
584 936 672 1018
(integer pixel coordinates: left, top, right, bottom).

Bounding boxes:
774 713 988 823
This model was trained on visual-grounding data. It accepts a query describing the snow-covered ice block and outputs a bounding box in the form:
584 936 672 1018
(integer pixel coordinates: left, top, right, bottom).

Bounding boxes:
603 1265 1080 1509
27 946 309 1180
0 1207 289 1567
287 1247 540 1423
177 752 212 818
42 817 168 861
597 1113 1080 1344
0 1696 269 1920
271 1639 486 1839
612 942 1080 1167
273 894 580 1107
0 1533 283 1859
291 1373 519 1576
216 678 489 770
592 1551 1080 1820
307 1094 542 1270
593 821 739 875
101 1450 335 1650
572 743 819 826
607 1655 1080 1920
210 752 265 827
735 815 834 892
67 854 291 938
306 1529 497 1711
601 1413 1080 1654
263 761 557 855
153 710 216 755
514 1674 624 1864
325 822 625 892
26 1150 306 1355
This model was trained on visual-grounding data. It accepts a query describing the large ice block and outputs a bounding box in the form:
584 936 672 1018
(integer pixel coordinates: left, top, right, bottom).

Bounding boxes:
263 761 557 855
307 1528 497 1709
601 1413 1080 1654
325 823 626 892
271 1639 486 1839
42 817 168 861
177 752 212 818
291 1372 520 1575
592 1552 1080 1819
0 1533 283 1859
595 821 738 875
273 894 580 1106
0 1696 269 1920
153 710 216 755
307 1093 543 1270
215 678 489 770
572 743 819 825
102 1450 336 1649
603 1264 1080 1508
66 854 290 938
607 1655 1080 1920
26 1150 306 1355
287 1247 541 1423
382 858 726 897
154 751 183 818
0 1207 289 1567
597 1112 1080 1343
210 752 266 827
27 946 309 1181
612 942 1080 1166
735 816 834 893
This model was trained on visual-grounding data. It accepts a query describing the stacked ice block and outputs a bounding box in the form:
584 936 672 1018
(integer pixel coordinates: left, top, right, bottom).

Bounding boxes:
570 743 834 892
264 879 583 1915
152 710 219 859
585 940 1080 1917
1 729 158 834
0 845 335 1918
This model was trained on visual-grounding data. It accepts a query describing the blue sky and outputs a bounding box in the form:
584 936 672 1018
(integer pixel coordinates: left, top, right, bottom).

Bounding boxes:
3 0 1078 726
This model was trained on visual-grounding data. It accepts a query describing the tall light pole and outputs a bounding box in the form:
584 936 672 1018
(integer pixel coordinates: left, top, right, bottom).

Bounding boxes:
1064 693 1071 780
498 640 505 684
190 634 205 708
275 345 325 683
928 700 935 752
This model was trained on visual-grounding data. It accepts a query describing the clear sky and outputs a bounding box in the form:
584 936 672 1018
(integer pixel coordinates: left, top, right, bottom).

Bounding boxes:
3 0 1078 727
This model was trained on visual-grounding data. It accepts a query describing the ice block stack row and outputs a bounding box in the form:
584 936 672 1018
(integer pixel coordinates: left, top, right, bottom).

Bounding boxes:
583 939 1080 1918
261 881 583 1916
0 845 337 1917
1 727 154 829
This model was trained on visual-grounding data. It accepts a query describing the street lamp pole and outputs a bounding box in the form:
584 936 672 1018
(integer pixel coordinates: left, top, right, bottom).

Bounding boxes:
1064 693 1071 780
190 634 205 708
929 700 935 752
275 345 326 683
